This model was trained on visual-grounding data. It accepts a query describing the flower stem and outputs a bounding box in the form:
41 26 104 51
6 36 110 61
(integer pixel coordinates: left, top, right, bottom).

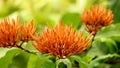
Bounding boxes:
16 44 37 54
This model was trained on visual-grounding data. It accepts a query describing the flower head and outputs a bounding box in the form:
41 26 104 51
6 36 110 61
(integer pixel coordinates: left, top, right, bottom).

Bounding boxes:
33 22 90 59
0 18 21 47
0 17 36 48
81 5 113 36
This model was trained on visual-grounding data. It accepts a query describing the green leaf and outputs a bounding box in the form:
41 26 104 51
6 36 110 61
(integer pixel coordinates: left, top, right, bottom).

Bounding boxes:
82 54 96 63
27 54 38 68
41 60 55 68
110 62 120 68
27 53 52 68
61 13 81 29
0 48 10 58
109 0 120 23
9 51 30 68
116 42 120 54
95 38 118 54
95 24 120 54
70 55 88 68
89 54 120 68
83 38 118 63
96 24 120 41
0 48 21 68
56 59 72 68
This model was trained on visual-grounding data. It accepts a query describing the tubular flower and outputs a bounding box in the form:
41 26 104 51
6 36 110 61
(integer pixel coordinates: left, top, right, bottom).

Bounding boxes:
33 22 90 59
0 18 21 47
20 21 36 42
0 17 36 48
81 5 113 36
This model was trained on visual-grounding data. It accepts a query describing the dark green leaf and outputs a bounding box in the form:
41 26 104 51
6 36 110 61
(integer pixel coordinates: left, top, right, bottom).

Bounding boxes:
70 56 88 68
109 0 120 23
56 59 72 68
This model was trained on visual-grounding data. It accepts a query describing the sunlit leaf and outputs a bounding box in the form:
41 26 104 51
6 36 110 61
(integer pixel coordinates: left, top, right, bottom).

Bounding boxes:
0 48 10 58
27 54 38 68
0 48 21 68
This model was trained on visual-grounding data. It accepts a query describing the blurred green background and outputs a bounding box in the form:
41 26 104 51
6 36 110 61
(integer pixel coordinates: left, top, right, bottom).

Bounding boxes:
0 0 120 68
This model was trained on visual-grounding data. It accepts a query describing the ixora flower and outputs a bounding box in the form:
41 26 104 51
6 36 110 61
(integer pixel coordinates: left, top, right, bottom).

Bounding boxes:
81 5 113 36
0 17 36 49
20 21 36 42
33 22 90 59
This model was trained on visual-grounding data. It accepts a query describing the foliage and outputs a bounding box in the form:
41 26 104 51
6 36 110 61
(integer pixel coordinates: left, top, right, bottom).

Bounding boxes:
0 0 120 68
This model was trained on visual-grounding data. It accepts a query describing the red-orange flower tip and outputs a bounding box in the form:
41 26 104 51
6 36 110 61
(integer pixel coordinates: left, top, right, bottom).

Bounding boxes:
81 5 114 36
33 22 90 59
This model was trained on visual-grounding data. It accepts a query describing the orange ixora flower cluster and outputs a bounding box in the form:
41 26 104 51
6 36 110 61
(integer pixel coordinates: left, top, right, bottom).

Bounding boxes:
0 17 36 49
33 22 90 59
81 5 113 36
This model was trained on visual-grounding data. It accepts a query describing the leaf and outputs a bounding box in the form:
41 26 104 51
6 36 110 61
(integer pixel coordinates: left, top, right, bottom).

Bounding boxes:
109 0 120 23
83 38 118 64
0 48 10 58
110 62 120 68
27 53 52 68
41 60 55 68
70 55 88 68
27 54 38 68
0 48 21 68
115 42 120 54
56 59 72 68
89 54 120 68
61 13 81 29
9 51 30 68
95 38 118 54
96 24 120 41
95 24 120 54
